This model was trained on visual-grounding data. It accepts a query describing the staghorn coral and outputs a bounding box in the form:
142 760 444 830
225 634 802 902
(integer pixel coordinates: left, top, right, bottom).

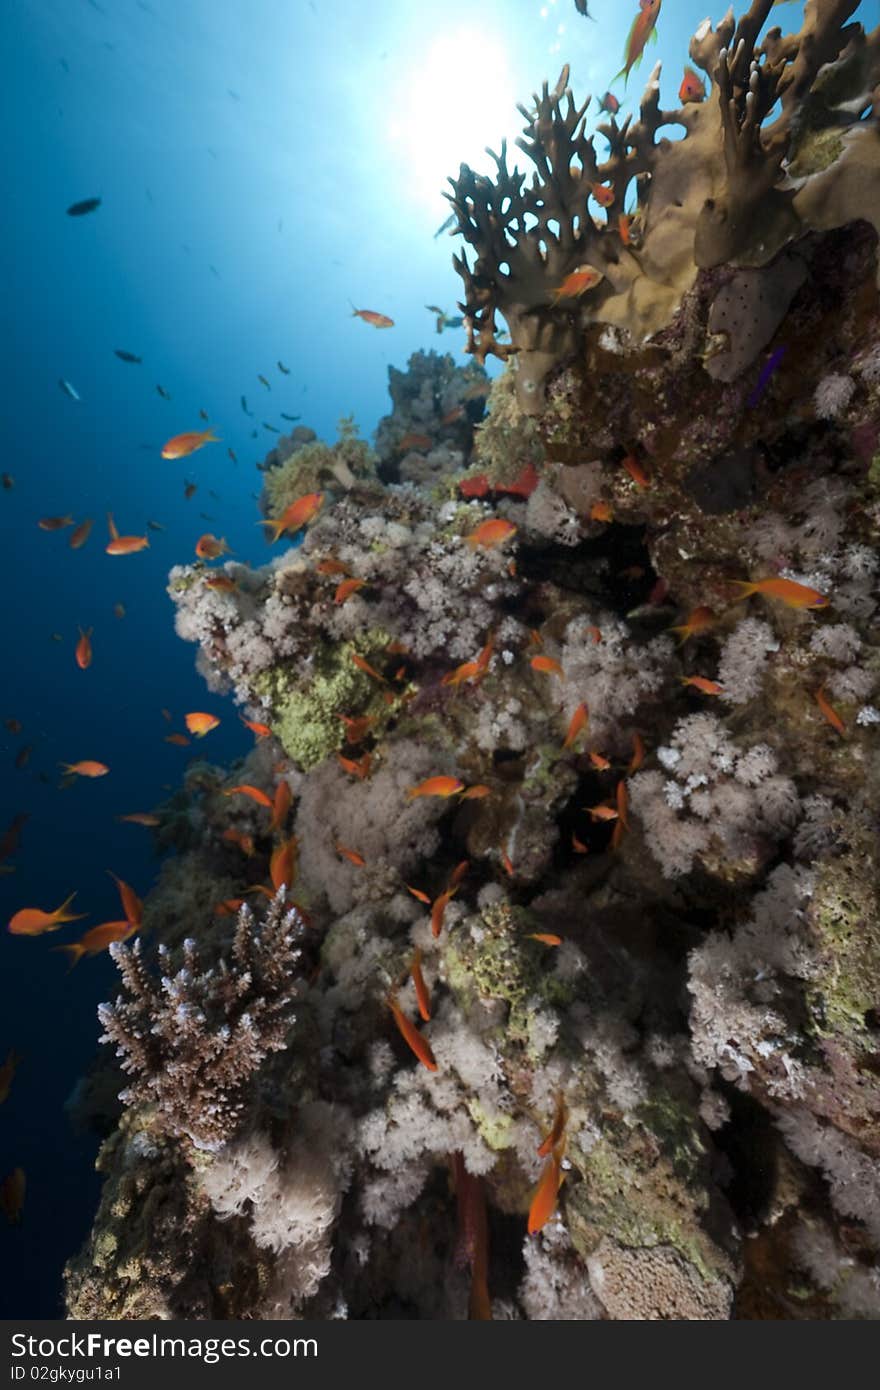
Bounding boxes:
98 895 304 1152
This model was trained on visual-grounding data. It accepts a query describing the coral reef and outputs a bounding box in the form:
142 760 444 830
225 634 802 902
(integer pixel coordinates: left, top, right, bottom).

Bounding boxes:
446 0 879 407
67 0 880 1321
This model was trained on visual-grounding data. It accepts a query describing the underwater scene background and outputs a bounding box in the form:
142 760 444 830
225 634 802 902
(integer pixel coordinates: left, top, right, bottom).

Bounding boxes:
2 0 879 1320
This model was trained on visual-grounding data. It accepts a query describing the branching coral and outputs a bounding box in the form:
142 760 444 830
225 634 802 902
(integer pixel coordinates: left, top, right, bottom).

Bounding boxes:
98 895 304 1151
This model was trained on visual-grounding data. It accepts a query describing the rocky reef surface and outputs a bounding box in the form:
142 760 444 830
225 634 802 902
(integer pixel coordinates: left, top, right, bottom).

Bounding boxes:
66 0 880 1320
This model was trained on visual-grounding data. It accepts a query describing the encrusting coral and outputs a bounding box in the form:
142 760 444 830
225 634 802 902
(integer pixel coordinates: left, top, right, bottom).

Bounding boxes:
66 0 880 1321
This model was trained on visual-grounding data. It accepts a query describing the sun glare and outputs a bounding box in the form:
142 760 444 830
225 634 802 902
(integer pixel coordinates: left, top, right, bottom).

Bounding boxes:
388 29 519 211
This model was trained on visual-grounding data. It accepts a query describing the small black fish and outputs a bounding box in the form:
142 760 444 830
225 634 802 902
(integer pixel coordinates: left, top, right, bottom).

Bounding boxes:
199 512 215 521
199 408 210 421
114 349 142 364
227 89 240 100
277 360 290 374
227 448 238 464
433 212 456 239
241 395 252 415
146 519 165 532
208 490 221 500
574 0 596 17
14 745 34 770
156 384 171 400
263 422 279 433
67 197 101 217
1 473 14 490
59 58 70 73
258 374 271 390
280 412 301 422
209 264 220 278
251 429 258 438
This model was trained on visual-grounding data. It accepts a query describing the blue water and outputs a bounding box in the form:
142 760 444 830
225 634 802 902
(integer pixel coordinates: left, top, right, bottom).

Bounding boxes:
0 0 838 1317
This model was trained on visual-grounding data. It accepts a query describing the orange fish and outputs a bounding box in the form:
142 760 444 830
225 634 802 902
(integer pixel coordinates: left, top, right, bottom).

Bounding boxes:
195 533 231 560
270 836 299 892
258 492 323 539
537 1094 568 1157
38 515 74 532
461 784 491 800
113 602 126 618
388 993 437 1070
441 405 466 426
586 803 617 821
406 775 465 800
464 518 517 549
351 305 394 329
316 556 350 576
669 606 715 644
107 871 143 926
54 919 137 969
240 714 272 738
351 651 386 683
590 500 613 522
621 454 650 488
431 887 456 939
529 933 562 947
527 1151 564 1234
572 832 589 854
4 719 22 735
106 533 149 555
681 675 724 696
586 625 602 644
8 891 85 937
270 780 292 831
60 760 109 777
221 827 256 856
69 518 93 550
616 778 629 830
563 702 589 750
107 512 120 541
338 714 374 743
501 851 515 876
164 733 190 746
679 66 706 103
732 577 828 610
204 574 238 592
411 948 431 1021
336 843 366 867
337 751 372 779
531 655 564 679
618 213 634 245
214 897 245 917
398 433 433 452
442 660 481 688
334 577 366 604
75 626 93 670
116 813 160 827
591 182 615 208
589 751 610 771
628 731 645 773
183 482 197 501
405 885 431 905
161 708 173 723
185 711 220 738
161 428 219 460
0 1050 22 1105
615 0 662 86
223 784 272 808
1 1167 25 1224
549 264 603 302
449 859 470 889
815 685 846 737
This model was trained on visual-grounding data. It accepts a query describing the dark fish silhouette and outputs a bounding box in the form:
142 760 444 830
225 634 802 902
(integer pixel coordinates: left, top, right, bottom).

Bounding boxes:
67 197 101 217
278 361 290 374
280 413 301 422
156 384 171 399
114 349 142 364
263 422 280 433
241 395 252 415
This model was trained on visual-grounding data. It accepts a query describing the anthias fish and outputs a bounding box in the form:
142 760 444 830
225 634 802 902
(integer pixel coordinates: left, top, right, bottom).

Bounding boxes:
350 305 394 328
161 429 219 460
114 349 142 364
615 0 662 87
